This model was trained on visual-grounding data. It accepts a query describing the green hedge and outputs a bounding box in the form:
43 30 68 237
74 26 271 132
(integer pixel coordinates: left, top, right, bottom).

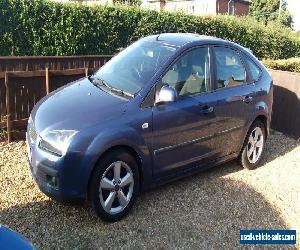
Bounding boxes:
263 58 300 73
1 0 300 59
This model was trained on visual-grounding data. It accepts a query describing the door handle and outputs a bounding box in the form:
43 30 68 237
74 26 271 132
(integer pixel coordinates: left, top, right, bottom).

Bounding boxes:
200 105 214 114
243 95 253 104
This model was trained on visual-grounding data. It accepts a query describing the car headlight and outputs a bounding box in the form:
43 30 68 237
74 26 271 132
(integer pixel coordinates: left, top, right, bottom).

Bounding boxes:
39 130 78 156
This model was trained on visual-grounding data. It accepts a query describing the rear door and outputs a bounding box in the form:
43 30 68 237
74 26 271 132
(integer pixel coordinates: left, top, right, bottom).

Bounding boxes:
209 46 256 157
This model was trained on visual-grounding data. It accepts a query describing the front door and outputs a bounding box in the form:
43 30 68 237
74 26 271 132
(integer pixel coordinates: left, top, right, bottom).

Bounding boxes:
152 46 218 176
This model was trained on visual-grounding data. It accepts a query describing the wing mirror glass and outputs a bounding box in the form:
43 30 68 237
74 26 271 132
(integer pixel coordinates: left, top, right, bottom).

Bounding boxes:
156 85 178 105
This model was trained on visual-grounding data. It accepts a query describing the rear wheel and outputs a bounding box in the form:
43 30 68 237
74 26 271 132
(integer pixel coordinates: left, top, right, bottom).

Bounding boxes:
240 120 266 170
89 150 139 222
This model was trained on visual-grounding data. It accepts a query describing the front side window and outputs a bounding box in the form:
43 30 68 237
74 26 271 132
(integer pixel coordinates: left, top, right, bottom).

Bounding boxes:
162 47 211 97
214 47 246 89
94 40 177 96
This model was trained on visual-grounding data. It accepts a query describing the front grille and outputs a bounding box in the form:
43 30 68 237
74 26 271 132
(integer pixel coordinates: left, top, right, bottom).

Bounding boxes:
28 119 38 144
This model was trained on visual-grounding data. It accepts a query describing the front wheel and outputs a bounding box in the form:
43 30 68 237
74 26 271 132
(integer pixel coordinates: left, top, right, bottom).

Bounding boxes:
89 150 139 222
240 120 266 170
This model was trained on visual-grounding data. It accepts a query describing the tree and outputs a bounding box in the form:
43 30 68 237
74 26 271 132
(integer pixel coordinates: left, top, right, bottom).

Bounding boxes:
250 0 293 29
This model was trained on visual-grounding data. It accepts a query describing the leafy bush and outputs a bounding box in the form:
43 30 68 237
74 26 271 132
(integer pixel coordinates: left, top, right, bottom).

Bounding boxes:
1 0 300 59
263 58 300 73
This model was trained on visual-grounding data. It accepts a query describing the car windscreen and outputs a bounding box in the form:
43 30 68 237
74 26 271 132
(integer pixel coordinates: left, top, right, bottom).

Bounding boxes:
94 40 178 96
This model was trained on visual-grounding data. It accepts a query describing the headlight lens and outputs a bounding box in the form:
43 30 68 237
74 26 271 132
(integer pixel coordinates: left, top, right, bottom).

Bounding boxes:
39 130 78 156
27 117 37 145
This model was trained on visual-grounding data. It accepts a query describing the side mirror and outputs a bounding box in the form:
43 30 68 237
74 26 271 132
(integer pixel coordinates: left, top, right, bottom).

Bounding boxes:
156 85 178 105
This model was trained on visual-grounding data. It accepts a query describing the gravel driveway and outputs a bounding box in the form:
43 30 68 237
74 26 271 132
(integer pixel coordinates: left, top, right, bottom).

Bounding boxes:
0 131 299 249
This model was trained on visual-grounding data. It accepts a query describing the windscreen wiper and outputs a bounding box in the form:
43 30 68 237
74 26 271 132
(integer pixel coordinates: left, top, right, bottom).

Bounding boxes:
110 87 135 99
88 75 134 99
88 75 111 89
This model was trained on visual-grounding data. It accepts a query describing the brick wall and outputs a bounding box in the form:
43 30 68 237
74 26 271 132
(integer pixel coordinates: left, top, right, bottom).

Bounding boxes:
216 0 250 16
234 0 250 15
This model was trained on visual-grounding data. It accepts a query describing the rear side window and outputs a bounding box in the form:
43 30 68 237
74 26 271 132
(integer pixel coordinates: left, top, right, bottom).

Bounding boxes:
214 47 246 89
244 56 261 82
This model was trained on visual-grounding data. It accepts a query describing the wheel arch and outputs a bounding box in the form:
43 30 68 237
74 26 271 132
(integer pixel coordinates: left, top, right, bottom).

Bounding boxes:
255 115 268 138
86 144 144 200
253 100 271 137
239 115 268 169
239 114 269 156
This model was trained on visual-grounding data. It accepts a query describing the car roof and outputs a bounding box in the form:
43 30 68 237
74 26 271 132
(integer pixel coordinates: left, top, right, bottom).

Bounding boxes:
143 33 250 53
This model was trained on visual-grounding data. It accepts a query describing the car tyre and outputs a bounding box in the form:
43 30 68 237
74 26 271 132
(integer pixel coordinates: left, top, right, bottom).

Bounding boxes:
89 150 139 222
240 120 266 170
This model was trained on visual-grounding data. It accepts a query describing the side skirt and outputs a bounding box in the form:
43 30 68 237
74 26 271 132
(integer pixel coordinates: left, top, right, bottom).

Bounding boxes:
142 152 239 191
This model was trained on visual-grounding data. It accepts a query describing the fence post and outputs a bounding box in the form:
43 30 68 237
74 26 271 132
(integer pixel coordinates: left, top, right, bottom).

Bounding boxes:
45 67 50 95
85 68 88 77
5 72 11 143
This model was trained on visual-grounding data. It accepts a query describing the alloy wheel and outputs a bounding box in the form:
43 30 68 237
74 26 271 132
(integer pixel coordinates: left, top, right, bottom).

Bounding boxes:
246 127 264 164
99 161 134 215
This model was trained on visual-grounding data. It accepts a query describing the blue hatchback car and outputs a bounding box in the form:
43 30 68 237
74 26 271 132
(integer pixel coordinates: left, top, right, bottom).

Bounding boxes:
27 33 273 221
0 225 34 249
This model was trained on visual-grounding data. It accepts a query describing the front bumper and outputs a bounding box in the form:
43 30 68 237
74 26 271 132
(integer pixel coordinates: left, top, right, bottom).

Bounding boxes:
26 134 86 203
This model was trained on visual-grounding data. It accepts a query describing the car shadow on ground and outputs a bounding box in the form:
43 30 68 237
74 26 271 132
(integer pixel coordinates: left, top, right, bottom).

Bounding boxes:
0 176 291 248
0 133 298 248
0 179 290 248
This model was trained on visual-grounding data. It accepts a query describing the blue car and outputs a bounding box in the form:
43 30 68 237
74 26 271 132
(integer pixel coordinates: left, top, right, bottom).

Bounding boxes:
27 33 273 221
0 225 34 249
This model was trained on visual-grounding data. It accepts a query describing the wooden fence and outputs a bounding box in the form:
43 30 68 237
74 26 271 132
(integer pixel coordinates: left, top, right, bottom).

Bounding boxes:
0 57 300 142
0 56 112 142
0 55 112 72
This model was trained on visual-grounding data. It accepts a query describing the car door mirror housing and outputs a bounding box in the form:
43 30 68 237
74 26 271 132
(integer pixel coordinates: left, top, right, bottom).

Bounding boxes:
156 85 178 105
